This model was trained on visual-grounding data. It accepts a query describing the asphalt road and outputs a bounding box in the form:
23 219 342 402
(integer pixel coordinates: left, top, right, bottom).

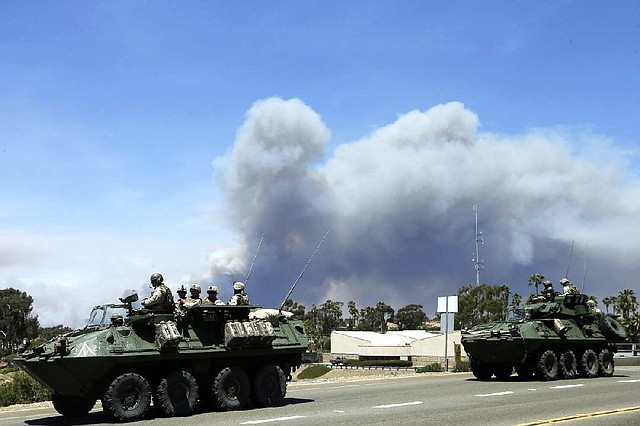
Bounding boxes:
2 367 640 425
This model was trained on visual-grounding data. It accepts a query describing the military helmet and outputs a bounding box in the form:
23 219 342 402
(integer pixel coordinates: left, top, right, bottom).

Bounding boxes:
207 285 218 293
587 299 596 306
233 281 245 291
150 273 164 286
559 278 570 285
111 312 123 320
190 284 201 294
543 280 553 287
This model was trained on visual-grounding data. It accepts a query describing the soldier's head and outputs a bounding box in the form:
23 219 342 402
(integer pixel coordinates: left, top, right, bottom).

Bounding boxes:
207 285 218 296
150 273 164 288
559 277 570 285
111 312 124 326
177 284 187 298
190 284 201 298
233 281 245 293
543 280 553 290
587 299 596 307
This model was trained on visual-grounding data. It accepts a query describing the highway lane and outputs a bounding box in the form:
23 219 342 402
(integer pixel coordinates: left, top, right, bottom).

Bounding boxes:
2 367 639 425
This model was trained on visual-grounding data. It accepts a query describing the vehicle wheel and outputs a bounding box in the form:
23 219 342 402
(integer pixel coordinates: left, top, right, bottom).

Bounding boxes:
536 350 559 381
578 349 599 378
102 372 152 422
558 350 578 379
155 370 199 417
598 316 627 341
598 349 614 377
212 367 251 410
470 360 493 381
51 394 96 417
514 364 535 380
493 364 513 381
252 364 287 407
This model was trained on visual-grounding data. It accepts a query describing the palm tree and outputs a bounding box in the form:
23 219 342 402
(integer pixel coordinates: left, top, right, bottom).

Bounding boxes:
615 289 638 320
511 293 522 309
602 296 614 314
528 274 545 295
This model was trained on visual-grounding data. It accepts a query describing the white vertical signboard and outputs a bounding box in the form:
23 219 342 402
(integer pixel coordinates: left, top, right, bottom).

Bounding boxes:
437 296 458 371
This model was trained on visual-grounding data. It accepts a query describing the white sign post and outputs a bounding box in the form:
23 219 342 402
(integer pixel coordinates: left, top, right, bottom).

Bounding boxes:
437 295 458 371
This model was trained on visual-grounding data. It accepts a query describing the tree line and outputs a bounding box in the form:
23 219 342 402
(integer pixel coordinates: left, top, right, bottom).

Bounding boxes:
2 276 640 356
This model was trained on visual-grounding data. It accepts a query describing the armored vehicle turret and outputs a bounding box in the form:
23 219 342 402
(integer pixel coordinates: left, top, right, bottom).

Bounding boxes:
14 292 309 421
461 291 626 381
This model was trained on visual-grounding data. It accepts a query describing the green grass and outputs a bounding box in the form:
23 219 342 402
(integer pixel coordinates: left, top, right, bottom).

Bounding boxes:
416 362 444 373
297 365 331 379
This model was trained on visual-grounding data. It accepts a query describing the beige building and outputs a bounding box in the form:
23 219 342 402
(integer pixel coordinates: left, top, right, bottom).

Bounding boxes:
330 330 467 366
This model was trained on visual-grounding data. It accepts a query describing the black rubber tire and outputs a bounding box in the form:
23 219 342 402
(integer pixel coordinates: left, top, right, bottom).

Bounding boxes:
252 365 287 407
558 350 578 379
536 350 559 381
102 373 152 422
598 349 615 377
578 349 600 378
514 364 535 380
470 360 493 381
212 367 251 410
599 316 627 341
155 370 199 417
51 394 96 418
493 364 513 381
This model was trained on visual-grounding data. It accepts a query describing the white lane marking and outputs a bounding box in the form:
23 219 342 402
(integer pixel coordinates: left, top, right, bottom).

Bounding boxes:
335 410 345 413
241 416 306 424
373 401 423 409
618 379 640 383
527 389 537 391
475 391 514 397
550 384 584 389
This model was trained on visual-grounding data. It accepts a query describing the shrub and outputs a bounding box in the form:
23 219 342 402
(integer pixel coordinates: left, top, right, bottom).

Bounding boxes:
0 371 51 407
416 362 444 373
297 365 331 379
452 361 470 372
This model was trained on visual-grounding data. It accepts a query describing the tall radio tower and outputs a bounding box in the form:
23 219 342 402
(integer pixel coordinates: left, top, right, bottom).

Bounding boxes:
472 204 484 285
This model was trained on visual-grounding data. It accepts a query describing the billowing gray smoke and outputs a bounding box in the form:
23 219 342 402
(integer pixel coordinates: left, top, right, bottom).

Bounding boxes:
210 97 640 314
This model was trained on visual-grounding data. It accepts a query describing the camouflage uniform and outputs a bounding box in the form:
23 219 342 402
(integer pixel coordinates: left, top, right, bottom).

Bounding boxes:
141 273 174 313
203 285 225 305
228 281 250 306
182 284 202 310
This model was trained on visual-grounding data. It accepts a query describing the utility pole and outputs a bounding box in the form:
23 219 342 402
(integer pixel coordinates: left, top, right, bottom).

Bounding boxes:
472 204 484 285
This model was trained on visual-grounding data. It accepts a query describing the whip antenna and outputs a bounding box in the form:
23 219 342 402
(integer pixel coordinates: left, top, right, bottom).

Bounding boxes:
565 240 575 279
244 234 264 288
280 229 331 311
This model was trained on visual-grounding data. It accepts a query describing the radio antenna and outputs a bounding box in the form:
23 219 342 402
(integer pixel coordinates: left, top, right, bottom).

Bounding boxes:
581 244 588 292
565 240 575 279
244 234 264 287
472 205 484 285
280 229 331 311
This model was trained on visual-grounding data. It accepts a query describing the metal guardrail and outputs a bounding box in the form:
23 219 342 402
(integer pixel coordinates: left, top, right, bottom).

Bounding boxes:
328 364 417 371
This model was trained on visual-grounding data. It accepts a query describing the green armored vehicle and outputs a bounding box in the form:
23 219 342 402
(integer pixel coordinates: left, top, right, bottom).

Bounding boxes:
461 291 627 381
14 292 309 421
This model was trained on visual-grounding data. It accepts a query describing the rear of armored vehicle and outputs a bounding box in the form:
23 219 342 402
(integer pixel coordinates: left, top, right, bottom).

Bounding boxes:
15 305 309 422
461 294 626 382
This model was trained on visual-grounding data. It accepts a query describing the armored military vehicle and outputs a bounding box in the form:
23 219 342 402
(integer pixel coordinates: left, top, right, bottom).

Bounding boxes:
461 292 627 381
14 292 309 421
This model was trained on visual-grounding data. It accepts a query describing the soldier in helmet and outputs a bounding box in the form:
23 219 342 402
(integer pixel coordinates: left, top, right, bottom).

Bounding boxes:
229 281 249 305
560 278 578 295
175 284 189 316
542 280 556 301
203 285 225 305
141 273 174 313
110 312 124 327
182 284 203 310
587 299 601 314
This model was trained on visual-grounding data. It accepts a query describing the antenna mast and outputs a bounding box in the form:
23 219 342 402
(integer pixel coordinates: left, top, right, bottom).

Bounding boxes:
472 204 484 285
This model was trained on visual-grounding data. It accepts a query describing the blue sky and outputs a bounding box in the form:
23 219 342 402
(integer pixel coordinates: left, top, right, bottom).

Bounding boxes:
1 2 639 327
